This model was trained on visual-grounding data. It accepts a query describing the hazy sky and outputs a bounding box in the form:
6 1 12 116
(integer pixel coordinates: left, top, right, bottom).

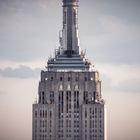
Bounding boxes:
0 0 140 140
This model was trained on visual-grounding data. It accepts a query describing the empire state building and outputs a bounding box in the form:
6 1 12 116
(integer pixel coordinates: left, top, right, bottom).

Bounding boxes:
32 0 106 140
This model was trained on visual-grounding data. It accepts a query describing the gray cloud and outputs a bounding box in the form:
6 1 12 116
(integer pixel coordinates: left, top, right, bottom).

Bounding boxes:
101 73 140 94
79 0 140 64
0 0 61 61
116 78 140 93
0 65 41 78
0 0 140 64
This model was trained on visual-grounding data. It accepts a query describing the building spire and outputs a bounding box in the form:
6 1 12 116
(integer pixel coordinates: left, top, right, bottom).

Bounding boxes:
61 0 80 57
47 0 92 71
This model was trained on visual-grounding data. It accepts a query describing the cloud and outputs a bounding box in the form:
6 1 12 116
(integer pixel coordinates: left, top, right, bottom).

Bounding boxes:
80 12 140 64
115 78 140 93
102 75 140 94
79 0 140 64
0 0 61 61
96 64 140 94
0 65 41 78
0 0 140 64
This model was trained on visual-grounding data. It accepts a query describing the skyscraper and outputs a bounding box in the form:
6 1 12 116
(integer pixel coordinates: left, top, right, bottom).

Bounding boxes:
32 0 106 140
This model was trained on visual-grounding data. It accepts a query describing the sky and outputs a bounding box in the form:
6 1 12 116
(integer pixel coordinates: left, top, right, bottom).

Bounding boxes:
0 0 140 140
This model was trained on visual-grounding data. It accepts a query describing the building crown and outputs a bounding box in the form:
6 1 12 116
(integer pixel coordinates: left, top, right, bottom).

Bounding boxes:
47 0 93 71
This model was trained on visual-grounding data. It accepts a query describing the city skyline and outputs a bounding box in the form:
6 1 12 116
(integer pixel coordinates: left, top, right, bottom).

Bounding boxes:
0 0 140 140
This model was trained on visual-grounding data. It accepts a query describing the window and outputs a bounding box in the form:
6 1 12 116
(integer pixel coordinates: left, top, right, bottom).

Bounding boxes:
60 77 63 81
95 108 97 113
43 110 44 118
66 91 71 113
50 92 54 103
68 77 71 81
43 120 44 127
50 111 52 118
51 77 53 81
40 120 42 127
77 91 79 108
85 134 87 140
100 109 102 113
35 111 37 117
40 110 42 117
45 110 47 118
45 120 47 127
39 96 41 103
85 108 87 118
84 91 88 103
64 11 66 24
42 92 45 104
75 77 78 81
90 108 92 114
58 91 64 118
66 92 68 113
35 120 37 127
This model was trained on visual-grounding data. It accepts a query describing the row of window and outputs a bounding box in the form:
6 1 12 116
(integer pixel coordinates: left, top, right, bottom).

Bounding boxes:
35 121 102 129
85 108 103 118
39 90 98 105
49 76 90 81
85 134 103 139
40 120 47 128
58 134 80 138
35 110 52 118
34 132 103 138
58 91 80 118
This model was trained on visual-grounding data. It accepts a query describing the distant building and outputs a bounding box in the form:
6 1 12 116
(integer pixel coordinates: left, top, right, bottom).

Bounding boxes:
32 0 106 140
